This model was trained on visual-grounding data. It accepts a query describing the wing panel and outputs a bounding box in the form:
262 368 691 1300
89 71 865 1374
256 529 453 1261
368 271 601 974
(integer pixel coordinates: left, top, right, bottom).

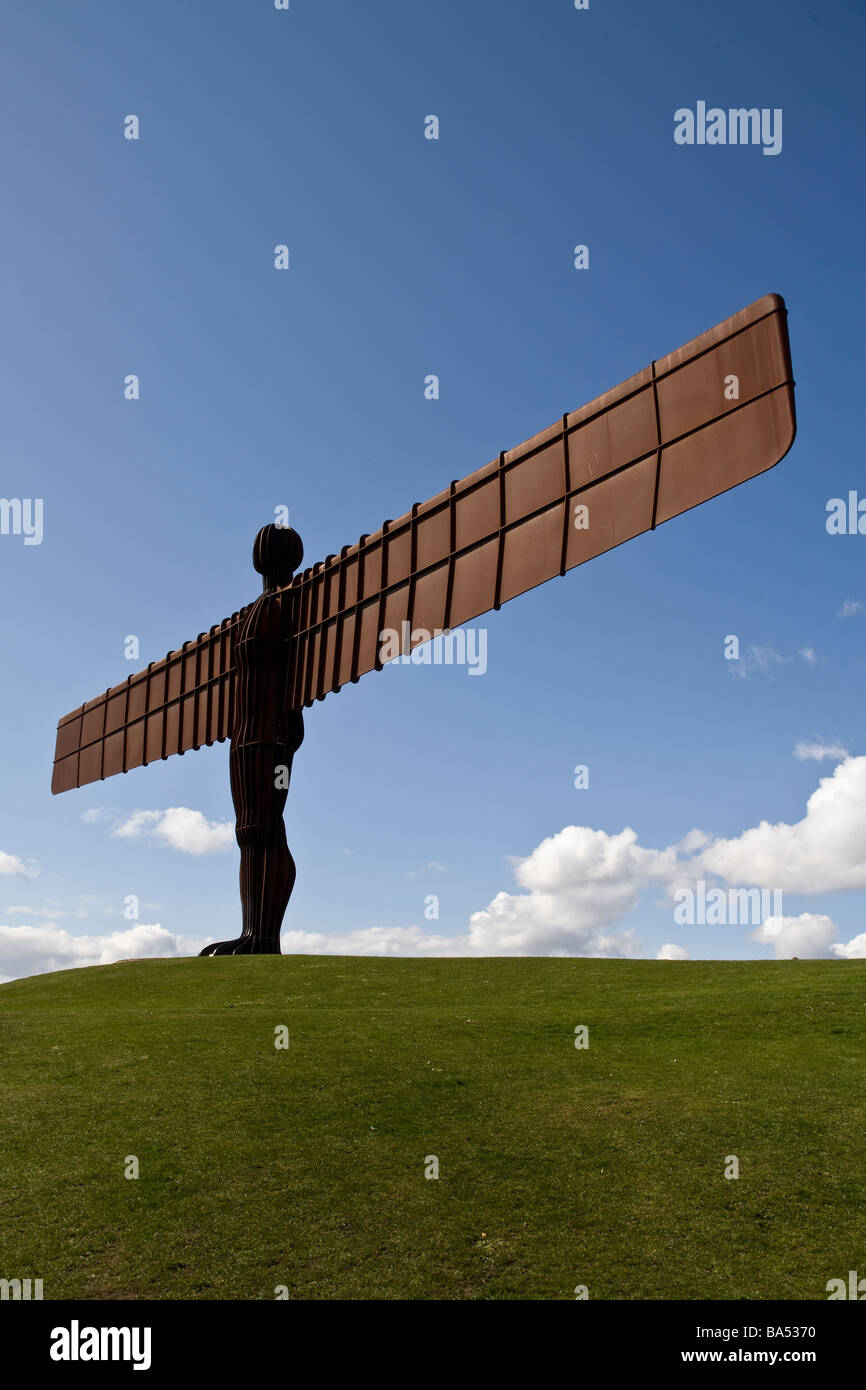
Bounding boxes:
52 612 247 791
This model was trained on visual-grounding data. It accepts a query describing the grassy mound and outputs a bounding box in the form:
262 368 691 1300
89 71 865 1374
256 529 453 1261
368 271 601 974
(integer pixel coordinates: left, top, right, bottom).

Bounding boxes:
1 956 863 1300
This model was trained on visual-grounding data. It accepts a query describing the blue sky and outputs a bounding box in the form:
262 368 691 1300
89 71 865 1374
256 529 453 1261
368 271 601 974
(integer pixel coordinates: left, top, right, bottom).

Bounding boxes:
1 0 864 977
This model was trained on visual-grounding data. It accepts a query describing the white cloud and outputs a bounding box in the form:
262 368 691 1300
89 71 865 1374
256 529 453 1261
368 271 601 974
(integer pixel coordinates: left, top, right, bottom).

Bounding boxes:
432 762 866 957
794 739 849 763
750 912 866 960
228 826 675 960
109 807 235 855
279 925 461 956
409 860 449 878
697 756 866 893
677 828 710 853
751 913 837 958
257 764 866 959
3 904 86 919
728 645 787 680
13 760 865 976
0 852 37 879
459 826 678 957
727 644 822 679
0 921 210 982
657 943 690 960
838 599 865 618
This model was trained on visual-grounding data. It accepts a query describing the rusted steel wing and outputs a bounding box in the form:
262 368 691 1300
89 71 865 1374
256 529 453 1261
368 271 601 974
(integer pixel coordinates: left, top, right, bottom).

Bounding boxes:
51 612 248 794
289 292 795 706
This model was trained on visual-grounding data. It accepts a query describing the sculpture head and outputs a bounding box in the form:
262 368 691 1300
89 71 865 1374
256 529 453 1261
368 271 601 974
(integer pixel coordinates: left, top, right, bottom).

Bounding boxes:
253 524 304 591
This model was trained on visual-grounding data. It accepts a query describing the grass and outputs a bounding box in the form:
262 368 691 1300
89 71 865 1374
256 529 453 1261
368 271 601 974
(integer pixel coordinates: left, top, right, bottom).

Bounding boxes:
0 956 864 1300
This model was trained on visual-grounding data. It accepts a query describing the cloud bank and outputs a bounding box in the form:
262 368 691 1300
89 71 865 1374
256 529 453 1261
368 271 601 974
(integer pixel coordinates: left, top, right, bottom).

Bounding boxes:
0 922 209 982
3 756 863 978
84 806 235 855
0 851 37 879
751 913 866 960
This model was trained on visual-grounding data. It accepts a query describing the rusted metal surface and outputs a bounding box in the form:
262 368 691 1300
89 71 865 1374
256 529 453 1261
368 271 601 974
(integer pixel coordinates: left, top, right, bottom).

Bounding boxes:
52 294 796 795
288 291 795 703
50 612 247 794
200 526 305 955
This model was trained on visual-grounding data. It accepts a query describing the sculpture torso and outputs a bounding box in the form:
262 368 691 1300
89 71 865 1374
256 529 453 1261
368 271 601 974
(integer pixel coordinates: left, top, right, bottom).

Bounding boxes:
232 587 303 754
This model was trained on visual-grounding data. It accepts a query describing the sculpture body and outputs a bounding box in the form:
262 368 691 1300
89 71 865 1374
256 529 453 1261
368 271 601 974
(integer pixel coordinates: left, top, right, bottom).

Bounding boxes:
201 526 304 955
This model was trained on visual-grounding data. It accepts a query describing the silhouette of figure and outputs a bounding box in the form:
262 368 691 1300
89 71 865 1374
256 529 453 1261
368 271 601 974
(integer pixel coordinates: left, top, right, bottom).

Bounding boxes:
200 525 304 956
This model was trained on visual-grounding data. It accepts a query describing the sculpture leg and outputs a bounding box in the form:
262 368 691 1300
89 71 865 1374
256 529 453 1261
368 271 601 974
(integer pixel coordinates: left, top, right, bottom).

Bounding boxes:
199 740 296 956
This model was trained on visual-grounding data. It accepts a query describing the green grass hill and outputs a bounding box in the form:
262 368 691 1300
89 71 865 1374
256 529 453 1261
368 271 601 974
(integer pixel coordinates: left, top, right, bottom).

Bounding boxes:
1 956 863 1300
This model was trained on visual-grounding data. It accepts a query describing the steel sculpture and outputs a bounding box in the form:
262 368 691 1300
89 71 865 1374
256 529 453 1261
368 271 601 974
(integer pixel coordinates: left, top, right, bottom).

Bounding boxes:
51 295 797 954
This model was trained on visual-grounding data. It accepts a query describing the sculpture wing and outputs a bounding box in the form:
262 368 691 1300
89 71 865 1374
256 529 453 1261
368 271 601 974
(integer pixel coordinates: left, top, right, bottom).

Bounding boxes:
51 610 248 793
287 293 795 708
